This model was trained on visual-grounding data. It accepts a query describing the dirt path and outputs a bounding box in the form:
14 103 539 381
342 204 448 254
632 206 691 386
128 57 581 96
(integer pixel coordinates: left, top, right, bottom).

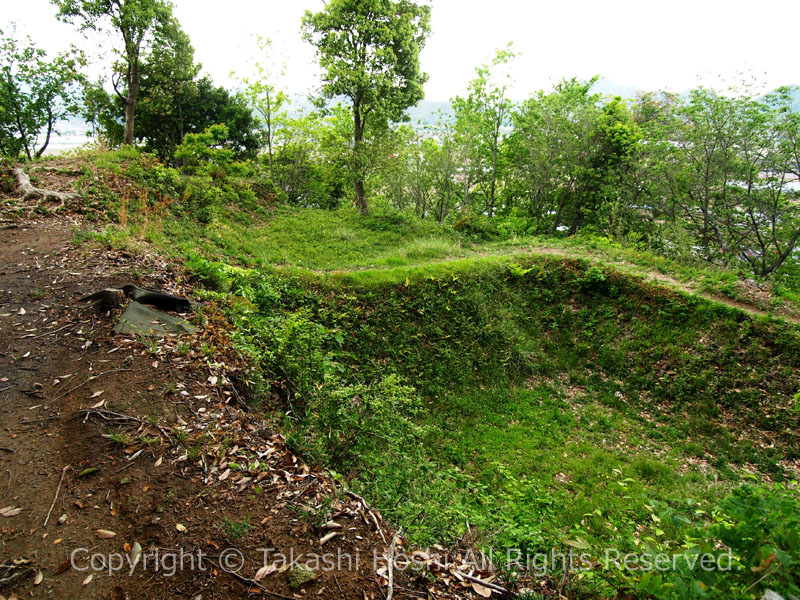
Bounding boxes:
0 219 418 599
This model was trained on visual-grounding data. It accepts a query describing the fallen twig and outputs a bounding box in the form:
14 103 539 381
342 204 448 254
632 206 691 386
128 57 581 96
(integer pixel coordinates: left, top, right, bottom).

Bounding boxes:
26 323 73 339
347 490 388 542
43 464 70 527
52 368 133 401
73 408 144 424
386 527 402 600
744 563 781 593
0 562 34 586
429 560 507 594
197 554 296 600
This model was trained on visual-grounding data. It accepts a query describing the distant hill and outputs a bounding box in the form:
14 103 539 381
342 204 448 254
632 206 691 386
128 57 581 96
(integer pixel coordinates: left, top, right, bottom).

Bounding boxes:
593 77 644 99
759 86 800 111
405 100 452 125
403 78 645 126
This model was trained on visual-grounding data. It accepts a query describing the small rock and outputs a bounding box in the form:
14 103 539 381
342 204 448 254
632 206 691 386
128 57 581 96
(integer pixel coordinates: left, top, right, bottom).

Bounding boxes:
762 591 785 600
57 514 67 525
288 564 316 588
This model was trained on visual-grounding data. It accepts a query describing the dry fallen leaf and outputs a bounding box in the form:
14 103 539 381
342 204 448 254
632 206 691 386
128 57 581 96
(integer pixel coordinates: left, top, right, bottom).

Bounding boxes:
53 559 71 576
471 582 492 598
130 541 142 566
176 523 187 532
34 570 43 585
82 573 93 586
154 456 163 467
96 529 117 539
254 563 277 581
0 506 22 517
89 390 104 398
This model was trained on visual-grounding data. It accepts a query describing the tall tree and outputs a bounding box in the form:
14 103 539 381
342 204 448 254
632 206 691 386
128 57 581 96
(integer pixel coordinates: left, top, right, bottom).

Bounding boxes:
79 22 259 160
53 0 177 145
505 77 600 234
302 0 431 214
0 27 85 159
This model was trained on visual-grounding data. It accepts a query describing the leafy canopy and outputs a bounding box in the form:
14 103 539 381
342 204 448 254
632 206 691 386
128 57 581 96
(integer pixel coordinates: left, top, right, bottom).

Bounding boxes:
52 0 173 54
301 0 431 123
53 0 180 144
0 27 85 159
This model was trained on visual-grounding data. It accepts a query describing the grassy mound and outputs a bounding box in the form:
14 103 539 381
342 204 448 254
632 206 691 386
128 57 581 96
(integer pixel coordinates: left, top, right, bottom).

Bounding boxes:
186 252 800 598
56 149 800 597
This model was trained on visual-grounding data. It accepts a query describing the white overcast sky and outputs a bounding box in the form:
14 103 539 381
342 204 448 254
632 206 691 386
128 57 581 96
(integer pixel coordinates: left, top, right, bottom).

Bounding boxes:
4 0 799 100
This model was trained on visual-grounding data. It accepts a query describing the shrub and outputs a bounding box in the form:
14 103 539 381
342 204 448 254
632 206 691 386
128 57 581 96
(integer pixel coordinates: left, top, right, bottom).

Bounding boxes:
302 374 424 469
452 211 498 241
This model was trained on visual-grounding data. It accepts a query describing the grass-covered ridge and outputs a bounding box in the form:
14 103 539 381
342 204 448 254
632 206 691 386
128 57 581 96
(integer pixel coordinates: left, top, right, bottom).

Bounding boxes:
45 148 800 597
186 250 800 598
59 147 800 322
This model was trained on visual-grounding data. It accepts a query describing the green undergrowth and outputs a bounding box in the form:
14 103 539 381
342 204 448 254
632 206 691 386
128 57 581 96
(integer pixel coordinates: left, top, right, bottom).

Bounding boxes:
60 148 800 596
64 149 800 319
185 252 800 599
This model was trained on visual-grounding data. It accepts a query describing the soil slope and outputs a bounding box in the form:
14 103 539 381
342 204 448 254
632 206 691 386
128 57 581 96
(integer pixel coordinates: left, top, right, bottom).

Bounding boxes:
0 219 427 599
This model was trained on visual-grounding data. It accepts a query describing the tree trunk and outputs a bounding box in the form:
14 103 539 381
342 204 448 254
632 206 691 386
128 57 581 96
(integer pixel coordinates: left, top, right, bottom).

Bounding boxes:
123 62 140 146
352 99 367 215
35 107 55 159
354 179 367 215
266 89 274 181
488 118 500 218
11 97 31 161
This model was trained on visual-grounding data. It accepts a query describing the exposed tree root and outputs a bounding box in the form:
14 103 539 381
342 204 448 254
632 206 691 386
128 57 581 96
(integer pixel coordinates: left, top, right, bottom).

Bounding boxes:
11 167 80 208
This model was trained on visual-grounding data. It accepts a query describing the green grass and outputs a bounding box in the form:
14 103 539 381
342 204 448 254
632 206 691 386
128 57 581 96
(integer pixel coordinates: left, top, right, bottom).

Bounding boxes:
149 205 800 320
157 205 464 271
187 252 799 548
421 383 729 545
62 149 800 597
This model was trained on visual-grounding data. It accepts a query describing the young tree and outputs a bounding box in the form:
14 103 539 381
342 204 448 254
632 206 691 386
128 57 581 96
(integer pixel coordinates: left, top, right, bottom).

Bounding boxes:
0 27 85 159
302 0 431 214
271 106 351 209
53 0 178 145
452 47 515 218
237 36 289 181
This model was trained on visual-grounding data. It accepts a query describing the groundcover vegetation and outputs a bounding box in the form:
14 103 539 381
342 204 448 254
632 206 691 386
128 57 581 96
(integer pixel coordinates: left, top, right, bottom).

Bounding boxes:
57 147 800 597
183 250 800 599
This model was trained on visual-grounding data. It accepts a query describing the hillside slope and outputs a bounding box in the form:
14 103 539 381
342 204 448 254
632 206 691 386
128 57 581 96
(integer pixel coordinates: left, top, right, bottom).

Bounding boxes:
2 157 800 599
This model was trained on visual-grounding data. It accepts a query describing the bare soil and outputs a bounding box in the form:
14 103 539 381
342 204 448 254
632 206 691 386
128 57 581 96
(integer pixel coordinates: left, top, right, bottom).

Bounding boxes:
0 219 429 599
